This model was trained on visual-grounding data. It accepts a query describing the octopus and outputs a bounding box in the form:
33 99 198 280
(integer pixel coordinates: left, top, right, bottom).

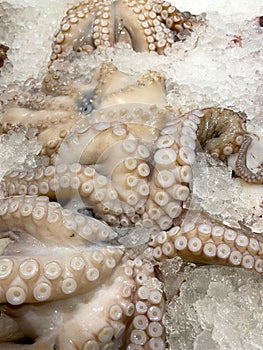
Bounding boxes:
0 1 262 350
50 0 196 59
42 0 200 94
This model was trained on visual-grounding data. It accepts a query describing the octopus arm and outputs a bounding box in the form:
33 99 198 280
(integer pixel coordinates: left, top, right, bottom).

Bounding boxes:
115 0 150 52
0 195 117 245
1 107 79 132
48 0 197 67
0 258 166 349
1 105 82 159
235 135 263 183
1 164 125 226
0 246 124 305
195 107 263 183
150 221 263 274
196 107 245 160
124 259 166 350
54 262 137 349
144 111 198 231
49 1 98 67
92 63 167 108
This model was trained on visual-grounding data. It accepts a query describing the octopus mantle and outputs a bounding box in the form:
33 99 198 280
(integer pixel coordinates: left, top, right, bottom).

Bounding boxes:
0 1 263 350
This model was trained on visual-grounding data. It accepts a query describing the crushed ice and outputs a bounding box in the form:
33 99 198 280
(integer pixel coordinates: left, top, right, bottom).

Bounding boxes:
164 266 263 350
0 0 263 349
0 128 42 182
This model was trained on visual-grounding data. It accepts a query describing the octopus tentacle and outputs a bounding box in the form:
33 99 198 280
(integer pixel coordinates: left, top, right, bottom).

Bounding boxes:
54 261 136 349
17 91 49 111
2 93 81 129
0 259 137 349
0 246 123 305
43 1 198 94
150 222 263 273
53 120 156 227
125 258 165 350
49 0 100 67
116 0 194 55
2 164 127 226
1 102 83 159
93 63 167 109
0 257 165 349
0 195 117 245
235 134 263 183
143 111 200 231
116 0 151 52
0 195 126 307
0 54 261 348
1 106 252 233
196 107 246 160
49 0 196 66
194 107 263 184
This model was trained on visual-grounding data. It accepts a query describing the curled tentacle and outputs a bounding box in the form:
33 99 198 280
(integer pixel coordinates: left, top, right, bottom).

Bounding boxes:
1 164 126 226
196 108 263 183
235 134 263 183
0 260 137 349
197 107 246 160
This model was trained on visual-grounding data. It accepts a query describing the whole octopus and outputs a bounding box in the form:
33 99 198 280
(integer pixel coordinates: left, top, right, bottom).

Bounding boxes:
0 1 262 349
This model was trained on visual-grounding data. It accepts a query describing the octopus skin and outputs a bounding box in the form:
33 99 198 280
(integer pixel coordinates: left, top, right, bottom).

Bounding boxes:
0 1 263 346
1 61 263 349
1 64 251 230
0 195 166 349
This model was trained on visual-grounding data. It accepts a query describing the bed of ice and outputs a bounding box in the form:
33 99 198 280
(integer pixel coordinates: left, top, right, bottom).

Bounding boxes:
0 0 263 349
